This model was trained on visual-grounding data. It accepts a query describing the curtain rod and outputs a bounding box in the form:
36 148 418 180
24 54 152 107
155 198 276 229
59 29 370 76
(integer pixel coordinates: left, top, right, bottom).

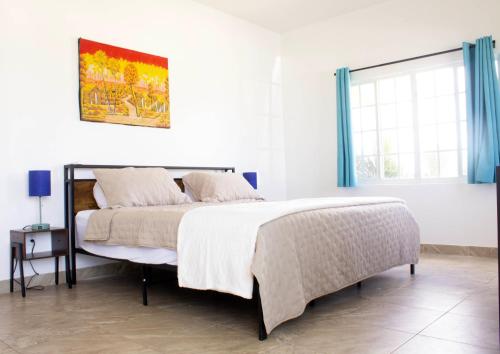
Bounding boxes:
334 40 496 76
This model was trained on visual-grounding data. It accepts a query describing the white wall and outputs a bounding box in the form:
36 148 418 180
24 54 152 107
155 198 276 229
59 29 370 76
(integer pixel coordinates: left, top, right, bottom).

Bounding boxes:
281 0 500 247
1 0 286 281
3 0 498 285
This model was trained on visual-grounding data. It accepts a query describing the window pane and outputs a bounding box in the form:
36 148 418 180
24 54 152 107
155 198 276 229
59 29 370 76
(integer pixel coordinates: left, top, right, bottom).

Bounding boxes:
357 156 377 179
379 104 397 129
435 68 454 95
440 151 458 177
462 149 467 176
351 86 360 108
396 76 412 101
353 132 362 157
353 63 465 182
420 125 438 151
380 129 398 154
436 95 456 123
363 131 378 155
460 121 467 150
398 128 414 153
378 78 395 104
421 152 439 178
400 154 415 178
457 66 465 92
416 71 435 98
361 106 377 131
351 108 361 132
382 155 399 178
397 101 413 127
418 98 436 125
437 123 457 150
360 83 375 106
458 92 466 121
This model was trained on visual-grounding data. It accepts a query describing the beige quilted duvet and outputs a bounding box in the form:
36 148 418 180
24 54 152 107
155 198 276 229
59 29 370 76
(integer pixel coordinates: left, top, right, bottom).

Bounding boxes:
85 200 420 334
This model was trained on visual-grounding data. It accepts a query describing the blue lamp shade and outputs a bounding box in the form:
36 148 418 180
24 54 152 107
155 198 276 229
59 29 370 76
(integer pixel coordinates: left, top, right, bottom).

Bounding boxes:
242 172 257 189
29 170 51 197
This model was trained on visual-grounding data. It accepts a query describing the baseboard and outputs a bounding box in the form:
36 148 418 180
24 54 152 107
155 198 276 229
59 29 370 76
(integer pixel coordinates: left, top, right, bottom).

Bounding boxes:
0 262 131 295
421 244 497 258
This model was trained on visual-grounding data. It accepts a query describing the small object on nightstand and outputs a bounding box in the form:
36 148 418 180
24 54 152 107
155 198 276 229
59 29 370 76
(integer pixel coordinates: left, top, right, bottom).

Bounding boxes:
10 227 72 297
28 170 51 230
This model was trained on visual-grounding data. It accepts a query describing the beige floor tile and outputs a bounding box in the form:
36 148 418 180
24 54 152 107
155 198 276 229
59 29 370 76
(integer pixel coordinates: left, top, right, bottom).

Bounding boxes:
305 286 372 318
267 309 414 353
402 274 491 297
20 334 163 354
415 256 497 284
128 327 286 354
450 289 499 321
421 313 500 350
0 254 497 353
0 348 17 354
356 266 415 295
286 320 413 354
0 341 17 354
369 286 467 312
340 300 443 333
394 334 500 354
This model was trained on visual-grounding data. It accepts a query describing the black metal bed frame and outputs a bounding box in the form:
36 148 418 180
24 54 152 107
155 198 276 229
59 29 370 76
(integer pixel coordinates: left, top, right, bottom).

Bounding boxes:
63 163 416 341
63 164 268 340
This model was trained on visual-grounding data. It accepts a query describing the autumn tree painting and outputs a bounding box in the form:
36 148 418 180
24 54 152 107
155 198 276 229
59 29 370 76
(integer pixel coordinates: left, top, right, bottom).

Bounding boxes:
79 38 170 128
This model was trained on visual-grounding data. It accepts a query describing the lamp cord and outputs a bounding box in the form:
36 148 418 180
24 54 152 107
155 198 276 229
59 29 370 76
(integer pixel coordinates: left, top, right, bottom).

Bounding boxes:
12 235 44 291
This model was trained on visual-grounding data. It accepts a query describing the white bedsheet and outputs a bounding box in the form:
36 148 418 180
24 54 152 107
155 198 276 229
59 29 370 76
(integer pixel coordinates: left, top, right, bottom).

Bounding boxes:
177 197 404 299
76 210 178 265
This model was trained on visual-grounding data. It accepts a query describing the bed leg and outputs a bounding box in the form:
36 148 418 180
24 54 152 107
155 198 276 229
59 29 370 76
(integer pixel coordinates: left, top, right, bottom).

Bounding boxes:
254 279 267 341
71 251 77 285
357 281 362 289
410 264 415 275
142 265 149 306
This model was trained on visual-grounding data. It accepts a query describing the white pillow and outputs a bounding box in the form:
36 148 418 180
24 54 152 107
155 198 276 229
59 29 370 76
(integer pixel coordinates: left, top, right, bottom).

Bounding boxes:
183 184 198 202
93 182 108 209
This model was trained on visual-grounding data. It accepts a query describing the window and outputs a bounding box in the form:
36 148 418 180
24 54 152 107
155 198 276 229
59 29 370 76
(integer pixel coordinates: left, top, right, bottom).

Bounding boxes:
351 62 467 182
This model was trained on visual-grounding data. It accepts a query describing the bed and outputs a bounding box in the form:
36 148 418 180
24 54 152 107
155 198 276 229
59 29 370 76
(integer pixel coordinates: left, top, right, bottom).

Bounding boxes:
64 164 420 340
76 209 178 265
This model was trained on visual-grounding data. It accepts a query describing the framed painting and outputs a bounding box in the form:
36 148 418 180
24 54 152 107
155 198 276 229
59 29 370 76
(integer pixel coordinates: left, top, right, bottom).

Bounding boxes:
78 38 170 128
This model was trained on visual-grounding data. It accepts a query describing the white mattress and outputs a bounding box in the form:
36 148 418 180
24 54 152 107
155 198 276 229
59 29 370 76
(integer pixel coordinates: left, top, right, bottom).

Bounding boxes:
76 210 178 265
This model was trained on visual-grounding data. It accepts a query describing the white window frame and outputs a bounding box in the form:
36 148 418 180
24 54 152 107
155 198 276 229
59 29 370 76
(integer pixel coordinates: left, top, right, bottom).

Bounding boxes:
351 60 470 185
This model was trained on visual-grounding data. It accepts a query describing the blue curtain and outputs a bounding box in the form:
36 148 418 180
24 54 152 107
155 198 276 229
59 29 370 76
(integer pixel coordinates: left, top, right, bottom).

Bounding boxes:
336 67 356 187
463 36 500 183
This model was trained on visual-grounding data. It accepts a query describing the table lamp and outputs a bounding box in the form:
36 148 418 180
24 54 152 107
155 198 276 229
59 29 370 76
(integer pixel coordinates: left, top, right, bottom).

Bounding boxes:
29 170 51 230
242 172 257 190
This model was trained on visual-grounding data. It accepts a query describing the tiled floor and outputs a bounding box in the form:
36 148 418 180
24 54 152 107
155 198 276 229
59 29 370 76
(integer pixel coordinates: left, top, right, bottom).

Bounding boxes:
0 254 498 353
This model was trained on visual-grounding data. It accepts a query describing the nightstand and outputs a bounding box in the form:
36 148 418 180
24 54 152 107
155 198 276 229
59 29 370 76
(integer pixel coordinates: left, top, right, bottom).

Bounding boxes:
10 227 72 297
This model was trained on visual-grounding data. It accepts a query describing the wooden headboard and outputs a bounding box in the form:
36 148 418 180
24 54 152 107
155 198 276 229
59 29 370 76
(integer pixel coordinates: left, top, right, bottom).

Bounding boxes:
73 179 98 213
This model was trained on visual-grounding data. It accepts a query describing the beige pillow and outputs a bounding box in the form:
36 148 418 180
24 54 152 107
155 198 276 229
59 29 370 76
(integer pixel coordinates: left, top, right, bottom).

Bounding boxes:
93 167 191 208
182 172 263 203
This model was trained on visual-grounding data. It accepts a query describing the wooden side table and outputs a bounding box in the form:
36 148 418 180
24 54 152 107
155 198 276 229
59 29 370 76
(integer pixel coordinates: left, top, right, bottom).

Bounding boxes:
10 227 72 297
